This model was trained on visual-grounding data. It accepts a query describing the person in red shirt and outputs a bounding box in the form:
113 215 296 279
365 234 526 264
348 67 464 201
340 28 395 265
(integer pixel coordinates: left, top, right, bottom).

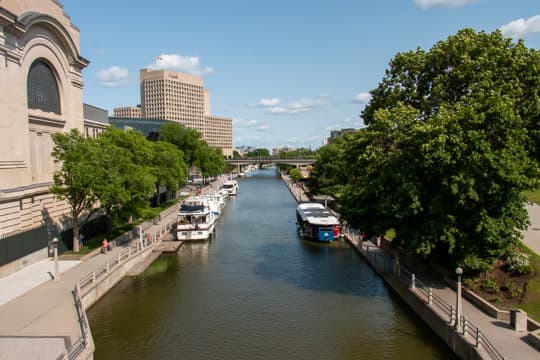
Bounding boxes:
102 238 108 254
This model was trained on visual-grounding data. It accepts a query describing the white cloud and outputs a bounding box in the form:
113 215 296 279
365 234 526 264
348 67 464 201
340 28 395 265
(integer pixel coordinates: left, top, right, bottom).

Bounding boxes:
266 95 328 115
414 0 478 10
353 92 372 104
233 118 271 132
96 66 128 87
149 54 214 76
256 98 281 107
285 135 324 146
500 14 540 38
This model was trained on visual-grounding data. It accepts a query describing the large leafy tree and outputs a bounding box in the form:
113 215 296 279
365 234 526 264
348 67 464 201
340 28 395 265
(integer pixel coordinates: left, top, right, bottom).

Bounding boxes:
51 129 100 252
159 122 204 167
96 127 156 227
342 29 540 269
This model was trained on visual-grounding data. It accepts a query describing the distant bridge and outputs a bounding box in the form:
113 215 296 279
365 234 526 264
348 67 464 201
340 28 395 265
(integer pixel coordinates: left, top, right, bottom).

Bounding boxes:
226 157 316 166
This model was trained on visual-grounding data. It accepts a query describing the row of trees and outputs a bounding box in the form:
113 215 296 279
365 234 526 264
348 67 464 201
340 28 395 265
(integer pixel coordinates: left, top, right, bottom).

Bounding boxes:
310 29 540 270
51 123 225 252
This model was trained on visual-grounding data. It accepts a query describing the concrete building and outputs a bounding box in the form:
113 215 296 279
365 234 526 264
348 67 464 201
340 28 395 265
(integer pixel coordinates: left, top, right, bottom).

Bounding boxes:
140 68 205 133
326 128 358 144
138 68 233 158
204 115 233 158
0 0 90 276
113 105 141 118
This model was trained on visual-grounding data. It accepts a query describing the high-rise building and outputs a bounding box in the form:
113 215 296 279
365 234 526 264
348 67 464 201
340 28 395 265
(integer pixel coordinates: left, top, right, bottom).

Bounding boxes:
138 68 233 157
113 105 141 118
140 68 205 134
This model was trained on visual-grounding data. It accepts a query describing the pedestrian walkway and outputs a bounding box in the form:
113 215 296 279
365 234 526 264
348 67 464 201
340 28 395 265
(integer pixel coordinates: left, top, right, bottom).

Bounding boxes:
346 234 539 360
523 204 540 255
0 258 80 307
0 179 229 359
0 193 188 359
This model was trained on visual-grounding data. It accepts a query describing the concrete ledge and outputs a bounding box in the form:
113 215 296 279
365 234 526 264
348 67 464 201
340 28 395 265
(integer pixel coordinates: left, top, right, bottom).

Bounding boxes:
445 276 510 321
528 330 540 351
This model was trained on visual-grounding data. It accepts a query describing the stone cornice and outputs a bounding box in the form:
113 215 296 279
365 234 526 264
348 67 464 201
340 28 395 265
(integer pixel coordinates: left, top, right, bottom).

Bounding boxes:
28 111 66 128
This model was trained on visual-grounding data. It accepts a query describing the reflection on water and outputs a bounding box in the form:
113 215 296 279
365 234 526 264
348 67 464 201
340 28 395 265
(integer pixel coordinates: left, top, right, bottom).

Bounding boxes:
88 169 456 360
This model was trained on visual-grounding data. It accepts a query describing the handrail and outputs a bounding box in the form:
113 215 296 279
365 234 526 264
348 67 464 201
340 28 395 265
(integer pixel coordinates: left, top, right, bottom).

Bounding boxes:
65 284 91 360
344 227 505 360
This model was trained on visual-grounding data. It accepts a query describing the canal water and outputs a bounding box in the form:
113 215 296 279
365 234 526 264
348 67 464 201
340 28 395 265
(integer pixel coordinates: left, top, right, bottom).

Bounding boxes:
88 169 455 359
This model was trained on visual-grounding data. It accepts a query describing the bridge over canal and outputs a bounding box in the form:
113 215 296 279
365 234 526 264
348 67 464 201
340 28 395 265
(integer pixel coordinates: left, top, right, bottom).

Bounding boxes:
226 157 316 166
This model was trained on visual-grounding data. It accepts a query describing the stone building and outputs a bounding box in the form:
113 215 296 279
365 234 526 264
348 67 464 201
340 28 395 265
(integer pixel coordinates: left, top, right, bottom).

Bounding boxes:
0 0 89 276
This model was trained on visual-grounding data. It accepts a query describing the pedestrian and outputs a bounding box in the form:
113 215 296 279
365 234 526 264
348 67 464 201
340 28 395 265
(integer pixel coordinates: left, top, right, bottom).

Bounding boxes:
79 234 84 249
102 238 108 254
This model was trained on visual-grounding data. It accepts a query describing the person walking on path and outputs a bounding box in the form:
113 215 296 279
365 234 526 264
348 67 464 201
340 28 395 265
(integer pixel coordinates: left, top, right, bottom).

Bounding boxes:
102 238 108 254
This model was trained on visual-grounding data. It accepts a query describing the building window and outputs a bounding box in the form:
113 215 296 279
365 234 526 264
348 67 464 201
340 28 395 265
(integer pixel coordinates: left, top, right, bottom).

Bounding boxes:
27 60 61 114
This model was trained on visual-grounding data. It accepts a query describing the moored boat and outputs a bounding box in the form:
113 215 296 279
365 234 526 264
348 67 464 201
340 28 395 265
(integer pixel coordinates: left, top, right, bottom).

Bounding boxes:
177 196 216 241
222 179 239 196
296 203 340 242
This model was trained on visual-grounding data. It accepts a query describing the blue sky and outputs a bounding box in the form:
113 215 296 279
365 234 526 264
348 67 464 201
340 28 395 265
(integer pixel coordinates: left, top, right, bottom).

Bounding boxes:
63 0 540 150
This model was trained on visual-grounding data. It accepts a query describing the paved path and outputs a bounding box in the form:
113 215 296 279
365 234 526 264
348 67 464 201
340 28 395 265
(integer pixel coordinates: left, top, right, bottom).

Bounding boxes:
350 237 539 359
523 204 540 255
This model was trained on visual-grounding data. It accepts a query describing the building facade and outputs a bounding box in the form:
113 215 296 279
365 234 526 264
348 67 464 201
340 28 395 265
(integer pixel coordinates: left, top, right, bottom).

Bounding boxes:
140 68 206 134
0 0 89 276
113 105 141 118
138 68 233 157
204 115 233 158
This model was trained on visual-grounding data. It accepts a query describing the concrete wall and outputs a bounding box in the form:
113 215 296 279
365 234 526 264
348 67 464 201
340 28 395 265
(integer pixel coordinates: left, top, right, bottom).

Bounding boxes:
80 245 156 310
385 276 484 360
0 247 47 279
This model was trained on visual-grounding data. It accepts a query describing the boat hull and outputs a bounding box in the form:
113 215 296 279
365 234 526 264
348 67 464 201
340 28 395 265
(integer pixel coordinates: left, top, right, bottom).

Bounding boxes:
177 223 215 241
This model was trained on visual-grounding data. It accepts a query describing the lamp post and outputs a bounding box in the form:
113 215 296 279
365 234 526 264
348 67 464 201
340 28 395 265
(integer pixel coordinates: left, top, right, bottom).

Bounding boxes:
52 237 60 282
455 266 463 331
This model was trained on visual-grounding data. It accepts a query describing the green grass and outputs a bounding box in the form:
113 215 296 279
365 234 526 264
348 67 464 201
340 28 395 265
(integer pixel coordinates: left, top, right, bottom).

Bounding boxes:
517 242 540 321
525 190 540 205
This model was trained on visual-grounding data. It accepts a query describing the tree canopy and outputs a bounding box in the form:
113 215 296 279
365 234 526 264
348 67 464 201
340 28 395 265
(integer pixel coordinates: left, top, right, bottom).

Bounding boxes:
315 29 540 270
50 124 212 251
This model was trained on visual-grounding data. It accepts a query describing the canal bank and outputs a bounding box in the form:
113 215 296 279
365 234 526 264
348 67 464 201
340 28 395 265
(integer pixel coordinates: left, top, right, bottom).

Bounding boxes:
88 168 455 360
0 177 230 359
281 170 539 359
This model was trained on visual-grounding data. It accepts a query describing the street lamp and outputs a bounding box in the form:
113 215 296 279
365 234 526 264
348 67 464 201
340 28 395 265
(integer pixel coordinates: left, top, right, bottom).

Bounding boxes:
52 237 60 282
455 266 463 331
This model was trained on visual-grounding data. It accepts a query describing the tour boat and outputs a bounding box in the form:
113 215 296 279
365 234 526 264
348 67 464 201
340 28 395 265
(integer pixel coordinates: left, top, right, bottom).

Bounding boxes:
222 180 239 196
296 203 340 242
177 196 216 241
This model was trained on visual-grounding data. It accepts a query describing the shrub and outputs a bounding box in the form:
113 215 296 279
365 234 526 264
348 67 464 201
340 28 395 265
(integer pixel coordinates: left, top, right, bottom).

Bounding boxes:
482 275 500 294
463 277 478 290
507 251 533 275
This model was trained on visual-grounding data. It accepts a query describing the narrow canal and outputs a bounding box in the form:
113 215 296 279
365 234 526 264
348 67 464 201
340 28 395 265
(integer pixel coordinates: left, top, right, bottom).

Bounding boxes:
88 168 455 359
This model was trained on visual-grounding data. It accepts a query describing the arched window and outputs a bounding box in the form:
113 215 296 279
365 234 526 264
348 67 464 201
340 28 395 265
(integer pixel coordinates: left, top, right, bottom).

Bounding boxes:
27 60 61 114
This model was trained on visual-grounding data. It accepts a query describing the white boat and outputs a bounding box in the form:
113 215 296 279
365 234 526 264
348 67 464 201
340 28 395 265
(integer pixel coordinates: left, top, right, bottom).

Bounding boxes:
222 179 239 196
177 196 216 241
201 193 223 218
296 203 340 242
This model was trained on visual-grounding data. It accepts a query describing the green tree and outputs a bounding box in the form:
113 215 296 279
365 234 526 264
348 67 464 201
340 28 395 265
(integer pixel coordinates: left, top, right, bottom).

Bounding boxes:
343 29 539 269
150 141 187 206
246 148 270 157
309 137 348 197
159 122 203 167
289 167 303 182
96 127 156 227
51 130 99 252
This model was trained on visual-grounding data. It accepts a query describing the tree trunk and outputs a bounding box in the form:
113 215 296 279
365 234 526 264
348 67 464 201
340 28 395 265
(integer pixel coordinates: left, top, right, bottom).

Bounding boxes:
72 209 80 253
155 184 161 207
